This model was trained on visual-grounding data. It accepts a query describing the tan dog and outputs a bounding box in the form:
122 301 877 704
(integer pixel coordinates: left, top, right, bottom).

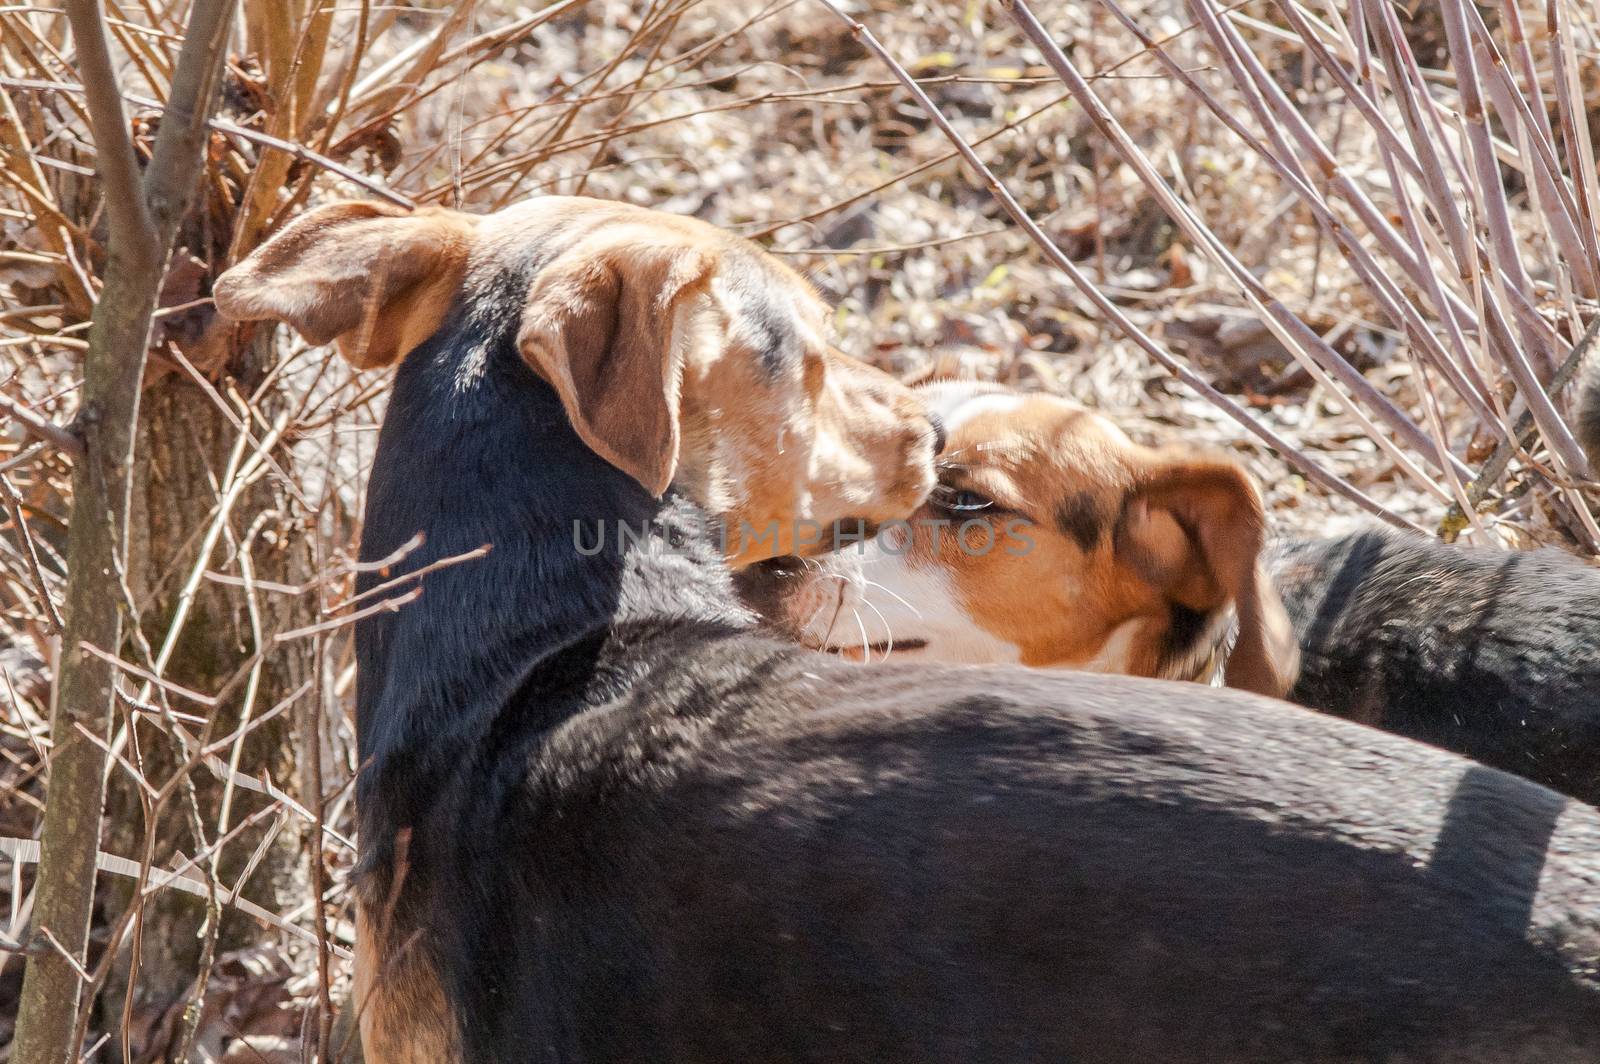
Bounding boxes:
217 196 942 1064
739 378 1298 697
215 196 940 565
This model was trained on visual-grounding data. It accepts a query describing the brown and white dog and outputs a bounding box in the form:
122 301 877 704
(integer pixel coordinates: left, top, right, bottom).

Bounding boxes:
740 376 1600 809
738 378 1299 697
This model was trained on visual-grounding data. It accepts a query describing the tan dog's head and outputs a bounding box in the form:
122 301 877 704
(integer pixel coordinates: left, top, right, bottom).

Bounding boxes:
737 380 1298 697
213 197 940 565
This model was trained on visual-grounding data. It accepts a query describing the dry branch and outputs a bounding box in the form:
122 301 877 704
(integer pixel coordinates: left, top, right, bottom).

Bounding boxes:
0 391 84 460
0 837 349 957
0 473 64 634
0 76 417 209
885 0 1594 543
61 0 154 254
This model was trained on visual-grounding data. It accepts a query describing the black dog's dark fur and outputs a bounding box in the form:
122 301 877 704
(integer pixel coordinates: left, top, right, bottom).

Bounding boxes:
1264 364 1600 806
354 256 1600 1062
1271 528 1600 805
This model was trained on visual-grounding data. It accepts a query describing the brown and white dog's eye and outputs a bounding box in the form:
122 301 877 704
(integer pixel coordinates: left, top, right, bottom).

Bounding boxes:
929 484 995 515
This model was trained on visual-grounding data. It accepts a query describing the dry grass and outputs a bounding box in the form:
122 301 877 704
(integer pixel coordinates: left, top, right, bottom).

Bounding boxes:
3 0 1599 1059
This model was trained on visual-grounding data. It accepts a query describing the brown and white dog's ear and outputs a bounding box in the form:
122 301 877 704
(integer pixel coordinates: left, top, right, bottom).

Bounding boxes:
1115 458 1299 698
213 201 477 369
517 240 715 497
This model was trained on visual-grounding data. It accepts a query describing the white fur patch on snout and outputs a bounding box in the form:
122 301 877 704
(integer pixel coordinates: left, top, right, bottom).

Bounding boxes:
793 538 1021 665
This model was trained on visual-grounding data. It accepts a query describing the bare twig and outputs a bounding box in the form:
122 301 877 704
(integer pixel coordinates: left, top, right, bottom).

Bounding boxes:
0 442 52 476
0 77 416 209
75 642 219 707
343 543 490 608
1434 0 1586 476
0 390 85 459
274 586 423 643
61 0 155 251
1 471 63 633
0 836 350 957
1440 314 1600 538
1004 0 1463 491
307 538 335 1064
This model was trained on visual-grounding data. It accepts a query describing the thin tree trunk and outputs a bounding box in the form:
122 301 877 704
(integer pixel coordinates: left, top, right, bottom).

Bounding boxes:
10 3 237 1061
11 241 160 1063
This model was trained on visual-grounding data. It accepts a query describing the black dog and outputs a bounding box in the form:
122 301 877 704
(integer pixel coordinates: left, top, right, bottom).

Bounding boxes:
1269 366 1600 806
220 200 1600 1063
1272 527 1600 805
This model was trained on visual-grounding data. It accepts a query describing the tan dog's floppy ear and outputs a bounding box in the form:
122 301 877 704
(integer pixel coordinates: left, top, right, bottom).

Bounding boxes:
518 240 714 497
1115 458 1299 698
213 201 477 369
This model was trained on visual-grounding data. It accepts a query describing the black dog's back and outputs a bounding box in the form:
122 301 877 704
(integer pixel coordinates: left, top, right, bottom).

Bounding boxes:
439 646 1600 1063
1272 528 1600 804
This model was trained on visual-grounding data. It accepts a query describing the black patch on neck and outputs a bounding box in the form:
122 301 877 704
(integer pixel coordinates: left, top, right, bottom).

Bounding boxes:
749 297 798 376
1055 492 1103 552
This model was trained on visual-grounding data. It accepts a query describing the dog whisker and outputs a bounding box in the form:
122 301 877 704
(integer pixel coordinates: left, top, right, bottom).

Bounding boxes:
800 596 833 639
850 607 873 664
857 596 895 654
820 578 849 650
857 578 920 620
828 566 868 597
